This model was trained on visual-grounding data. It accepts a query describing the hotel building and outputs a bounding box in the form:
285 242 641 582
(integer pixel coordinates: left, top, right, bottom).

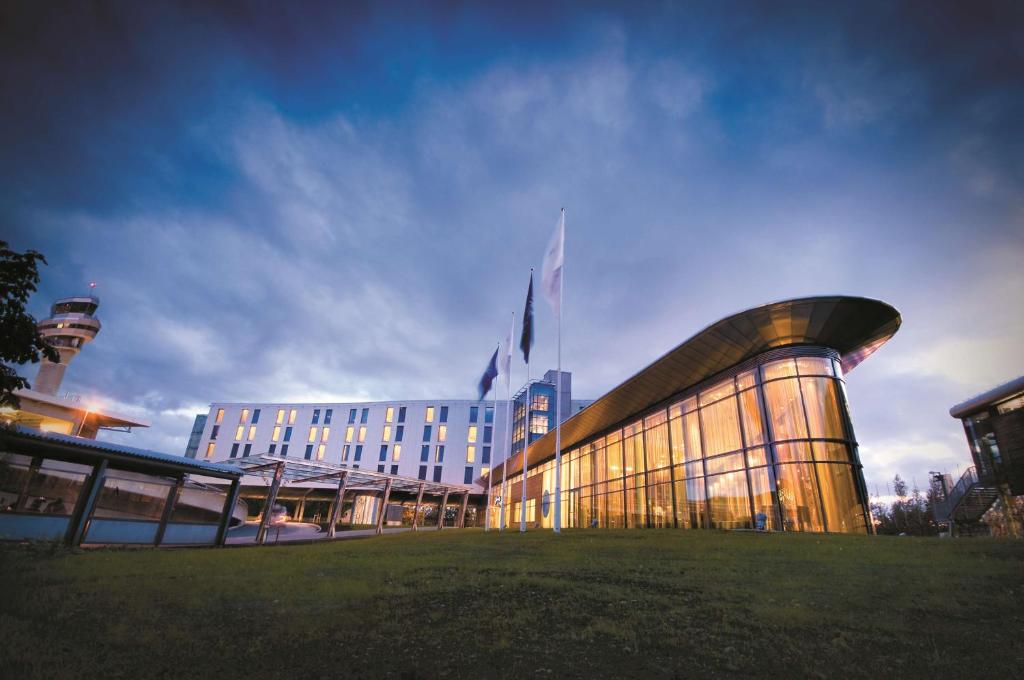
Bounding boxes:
189 370 591 492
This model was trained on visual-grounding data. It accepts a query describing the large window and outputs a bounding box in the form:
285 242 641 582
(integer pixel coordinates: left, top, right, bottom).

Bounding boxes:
500 348 867 534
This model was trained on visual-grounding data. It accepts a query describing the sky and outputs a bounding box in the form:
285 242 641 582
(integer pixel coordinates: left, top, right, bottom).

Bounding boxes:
3 1 1022 497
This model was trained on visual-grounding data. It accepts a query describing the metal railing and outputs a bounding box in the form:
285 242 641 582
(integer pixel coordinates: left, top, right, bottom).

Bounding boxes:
933 466 982 523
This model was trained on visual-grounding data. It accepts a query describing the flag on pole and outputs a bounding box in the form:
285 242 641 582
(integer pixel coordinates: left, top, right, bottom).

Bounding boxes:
477 347 499 401
540 210 564 314
520 271 534 363
500 318 513 390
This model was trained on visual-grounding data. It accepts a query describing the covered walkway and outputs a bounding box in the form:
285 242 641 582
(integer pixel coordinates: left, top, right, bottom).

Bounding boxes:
227 454 475 545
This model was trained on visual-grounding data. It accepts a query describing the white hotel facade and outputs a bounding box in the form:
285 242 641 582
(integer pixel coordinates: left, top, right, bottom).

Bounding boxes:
189 370 590 493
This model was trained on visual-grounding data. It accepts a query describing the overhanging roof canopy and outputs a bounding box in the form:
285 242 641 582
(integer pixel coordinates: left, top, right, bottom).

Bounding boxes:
227 453 473 495
490 295 900 484
1 425 239 480
949 374 1024 419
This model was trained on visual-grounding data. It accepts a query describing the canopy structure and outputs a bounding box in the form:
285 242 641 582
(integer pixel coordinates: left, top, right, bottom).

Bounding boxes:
224 453 474 543
488 295 901 485
228 454 470 495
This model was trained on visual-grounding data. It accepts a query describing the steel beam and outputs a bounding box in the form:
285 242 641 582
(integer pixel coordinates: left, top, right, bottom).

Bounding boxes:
411 482 425 531
66 459 107 547
255 462 285 545
375 478 393 535
437 487 450 530
215 478 241 546
153 477 184 546
457 491 469 528
14 456 42 512
326 471 349 539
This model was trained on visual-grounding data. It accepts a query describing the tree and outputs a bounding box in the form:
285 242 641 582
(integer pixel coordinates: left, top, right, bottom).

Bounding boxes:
872 474 939 536
0 240 58 408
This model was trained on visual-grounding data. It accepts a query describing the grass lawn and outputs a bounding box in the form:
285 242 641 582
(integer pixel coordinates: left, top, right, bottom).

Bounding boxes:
2 530 1022 679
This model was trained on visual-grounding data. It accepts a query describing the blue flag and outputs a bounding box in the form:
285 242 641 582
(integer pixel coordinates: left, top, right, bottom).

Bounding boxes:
478 347 499 400
520 271 534 363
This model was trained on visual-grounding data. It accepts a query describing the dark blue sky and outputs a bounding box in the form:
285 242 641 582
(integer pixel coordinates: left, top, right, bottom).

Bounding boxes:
4 1 1022 495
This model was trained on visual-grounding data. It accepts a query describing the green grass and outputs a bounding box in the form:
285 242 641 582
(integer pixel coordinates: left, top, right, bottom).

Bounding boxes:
2 530 1022 679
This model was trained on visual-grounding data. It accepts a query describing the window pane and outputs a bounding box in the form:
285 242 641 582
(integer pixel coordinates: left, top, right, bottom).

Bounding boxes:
17 459 89 515
796 356 833 377
673 471 706 529
0 454 34 511
746 447 767 467
94 472 171 521
735 370 756 391
644 421 671 470
801 378 845 439
816 464 867 533
649 483 673 528
813 441 850 463
625 478 646 527
748 466 777 531
606 485 624 529
682 411 702 461
700 397 742 456
705 452 744 475
623 434 644 476
775 463 824 532
739 388 765 446
699 378 735 407
774 441 813 462
762 358 797 380
763 378 808 441
706 470 751 529
606 438 623 479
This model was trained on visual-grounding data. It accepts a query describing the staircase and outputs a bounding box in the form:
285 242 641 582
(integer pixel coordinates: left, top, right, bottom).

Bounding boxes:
932 467 1000 528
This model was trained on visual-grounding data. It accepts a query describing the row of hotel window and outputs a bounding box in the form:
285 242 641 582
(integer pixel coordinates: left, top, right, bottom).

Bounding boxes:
207 422 494 457
491 356 868 533
212 405 495 429
375 465 486 484
219 437 491 476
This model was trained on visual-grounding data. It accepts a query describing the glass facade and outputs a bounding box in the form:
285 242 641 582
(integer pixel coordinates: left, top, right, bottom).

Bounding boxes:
490 347 870 534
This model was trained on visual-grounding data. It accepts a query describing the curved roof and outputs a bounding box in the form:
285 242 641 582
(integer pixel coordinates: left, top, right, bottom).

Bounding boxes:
950 374 1024 419
492 295 900 483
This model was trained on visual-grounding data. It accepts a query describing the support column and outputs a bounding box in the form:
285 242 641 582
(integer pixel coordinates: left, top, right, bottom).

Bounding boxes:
326 472 349 539
66 459 107 547
215 478 241 546
255 462 285 545
154 477 184 546
15 456 42 512
375 479 393 535
457 492 469 528
411 482 425 531
295 493 307 522
437 487 450 530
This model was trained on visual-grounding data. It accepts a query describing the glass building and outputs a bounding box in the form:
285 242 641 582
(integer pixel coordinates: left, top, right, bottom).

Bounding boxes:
488 296 901 535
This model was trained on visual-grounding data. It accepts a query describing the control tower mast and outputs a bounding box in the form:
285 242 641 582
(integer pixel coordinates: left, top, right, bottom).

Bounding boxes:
34 294 102 395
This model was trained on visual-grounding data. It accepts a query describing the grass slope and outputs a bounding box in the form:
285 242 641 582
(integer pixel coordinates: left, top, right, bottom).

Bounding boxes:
2 530 1022 679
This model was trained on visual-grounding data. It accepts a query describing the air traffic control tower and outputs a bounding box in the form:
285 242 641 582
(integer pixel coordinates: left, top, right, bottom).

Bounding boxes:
34 295 102 395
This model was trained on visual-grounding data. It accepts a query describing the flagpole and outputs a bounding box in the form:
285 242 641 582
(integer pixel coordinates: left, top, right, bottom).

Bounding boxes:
554 207 564 534
500 312 515 532
521 269 533 533
485 342 498 533
521 363 530 533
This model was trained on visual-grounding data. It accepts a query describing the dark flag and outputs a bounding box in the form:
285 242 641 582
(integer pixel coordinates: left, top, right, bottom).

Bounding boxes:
478 347 499 400
520 271 534 363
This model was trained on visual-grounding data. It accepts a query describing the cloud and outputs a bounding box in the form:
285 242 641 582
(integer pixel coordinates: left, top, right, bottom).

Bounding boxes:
4 4 1022 495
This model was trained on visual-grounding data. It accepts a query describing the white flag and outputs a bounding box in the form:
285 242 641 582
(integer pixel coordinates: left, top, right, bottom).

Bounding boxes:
500 324 512 389
540 210 564 314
